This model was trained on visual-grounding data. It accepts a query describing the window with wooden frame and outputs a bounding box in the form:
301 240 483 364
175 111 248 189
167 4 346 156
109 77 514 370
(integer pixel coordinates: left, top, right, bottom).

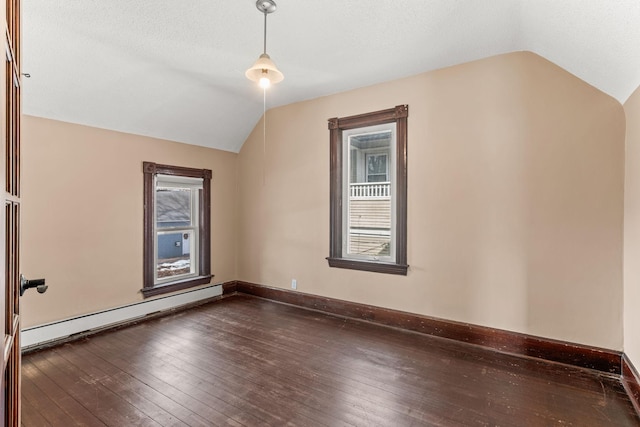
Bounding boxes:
143 162 212 297
327 105 408 275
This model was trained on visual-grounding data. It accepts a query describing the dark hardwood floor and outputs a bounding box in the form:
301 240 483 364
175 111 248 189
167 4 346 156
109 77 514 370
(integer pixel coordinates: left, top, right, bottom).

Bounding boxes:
21 294 640 426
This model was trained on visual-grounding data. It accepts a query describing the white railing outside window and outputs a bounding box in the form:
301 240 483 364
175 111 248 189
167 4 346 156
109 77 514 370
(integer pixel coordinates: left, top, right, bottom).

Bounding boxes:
350 182 390 198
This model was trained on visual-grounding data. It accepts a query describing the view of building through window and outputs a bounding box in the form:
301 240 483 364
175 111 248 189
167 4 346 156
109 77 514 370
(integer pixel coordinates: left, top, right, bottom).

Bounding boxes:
156 187 195 278
346 127 393 258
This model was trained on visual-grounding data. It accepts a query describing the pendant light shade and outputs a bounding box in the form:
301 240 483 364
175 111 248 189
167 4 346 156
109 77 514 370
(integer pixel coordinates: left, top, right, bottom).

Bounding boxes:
246 0 283 88
245 53 284 88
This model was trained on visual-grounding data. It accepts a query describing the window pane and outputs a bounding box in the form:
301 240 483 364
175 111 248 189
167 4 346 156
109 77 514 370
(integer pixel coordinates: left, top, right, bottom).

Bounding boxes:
156 187 192 228
347 129 392 258
367 154 387 174
157 230 194 279
348 230 391 256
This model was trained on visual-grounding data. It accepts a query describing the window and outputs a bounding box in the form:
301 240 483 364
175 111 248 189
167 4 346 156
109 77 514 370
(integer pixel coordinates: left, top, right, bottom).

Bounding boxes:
327 105 408 275
366 152 388 183
143 162 212 297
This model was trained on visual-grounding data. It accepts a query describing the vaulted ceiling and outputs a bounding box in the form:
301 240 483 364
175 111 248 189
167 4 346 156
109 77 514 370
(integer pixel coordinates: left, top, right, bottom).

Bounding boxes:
23 1 640 153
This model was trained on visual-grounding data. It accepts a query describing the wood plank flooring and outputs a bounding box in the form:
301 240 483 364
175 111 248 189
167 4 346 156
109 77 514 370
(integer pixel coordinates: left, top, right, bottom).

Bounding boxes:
21 294 640 426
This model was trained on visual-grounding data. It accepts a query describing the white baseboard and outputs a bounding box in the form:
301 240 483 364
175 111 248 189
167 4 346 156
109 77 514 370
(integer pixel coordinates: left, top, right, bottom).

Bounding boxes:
21 283 223 349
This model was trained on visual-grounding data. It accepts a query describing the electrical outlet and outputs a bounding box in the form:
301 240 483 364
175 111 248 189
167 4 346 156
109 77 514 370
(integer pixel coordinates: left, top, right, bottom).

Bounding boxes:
291 279 297 290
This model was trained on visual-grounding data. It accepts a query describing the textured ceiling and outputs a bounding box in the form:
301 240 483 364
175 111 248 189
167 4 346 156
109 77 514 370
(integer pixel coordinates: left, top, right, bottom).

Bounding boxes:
23 1 640 153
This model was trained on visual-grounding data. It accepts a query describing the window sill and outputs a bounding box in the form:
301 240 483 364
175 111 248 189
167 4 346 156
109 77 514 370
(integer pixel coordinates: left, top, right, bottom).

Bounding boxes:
141 274 213 298
326 257 408 275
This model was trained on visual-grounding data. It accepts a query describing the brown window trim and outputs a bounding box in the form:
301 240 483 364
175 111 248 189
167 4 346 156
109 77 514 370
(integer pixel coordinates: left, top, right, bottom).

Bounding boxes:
327 105 409 275
142 161 212 297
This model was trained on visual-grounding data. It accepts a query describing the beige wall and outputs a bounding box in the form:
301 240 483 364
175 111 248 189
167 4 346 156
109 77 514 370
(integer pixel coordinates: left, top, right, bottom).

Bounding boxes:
624 85 640 368
21 116 238 328
238 52 625 350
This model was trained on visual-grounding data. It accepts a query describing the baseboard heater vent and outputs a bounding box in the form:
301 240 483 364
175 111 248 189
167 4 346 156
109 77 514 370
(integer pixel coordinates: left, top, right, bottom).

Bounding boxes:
21 283 224 352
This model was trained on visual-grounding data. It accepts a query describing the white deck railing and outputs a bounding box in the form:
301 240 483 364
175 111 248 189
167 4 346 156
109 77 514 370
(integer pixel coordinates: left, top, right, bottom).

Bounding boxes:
350 182 390 198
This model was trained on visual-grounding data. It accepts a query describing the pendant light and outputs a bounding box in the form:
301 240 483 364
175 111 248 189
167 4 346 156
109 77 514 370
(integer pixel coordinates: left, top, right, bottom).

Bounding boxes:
246 0 284 89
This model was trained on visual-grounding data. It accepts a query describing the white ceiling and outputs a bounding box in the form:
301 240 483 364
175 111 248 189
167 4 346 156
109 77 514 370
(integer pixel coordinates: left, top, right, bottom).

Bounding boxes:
23 1 640 153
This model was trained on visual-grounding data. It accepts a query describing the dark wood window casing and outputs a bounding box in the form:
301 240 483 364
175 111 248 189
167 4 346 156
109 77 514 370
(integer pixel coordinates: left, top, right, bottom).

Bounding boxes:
327 105 409 275
142 162 212 297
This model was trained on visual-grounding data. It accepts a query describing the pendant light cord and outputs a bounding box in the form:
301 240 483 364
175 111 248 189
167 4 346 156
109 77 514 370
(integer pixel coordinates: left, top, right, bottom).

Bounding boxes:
263 87 266 184
263 12 267 55
261 8 269 183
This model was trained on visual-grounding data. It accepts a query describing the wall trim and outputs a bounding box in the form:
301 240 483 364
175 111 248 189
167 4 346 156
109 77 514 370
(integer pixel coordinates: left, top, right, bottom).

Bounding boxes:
21 282 227 353
230 281 623 375
623 354 640 415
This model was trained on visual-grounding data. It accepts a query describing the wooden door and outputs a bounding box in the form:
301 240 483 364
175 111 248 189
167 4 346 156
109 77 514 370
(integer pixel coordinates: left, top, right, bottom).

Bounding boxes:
1 0 21 424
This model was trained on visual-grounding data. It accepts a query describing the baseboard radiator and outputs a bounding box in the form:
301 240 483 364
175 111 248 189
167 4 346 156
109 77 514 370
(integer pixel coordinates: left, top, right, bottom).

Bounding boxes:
21 283 224 352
